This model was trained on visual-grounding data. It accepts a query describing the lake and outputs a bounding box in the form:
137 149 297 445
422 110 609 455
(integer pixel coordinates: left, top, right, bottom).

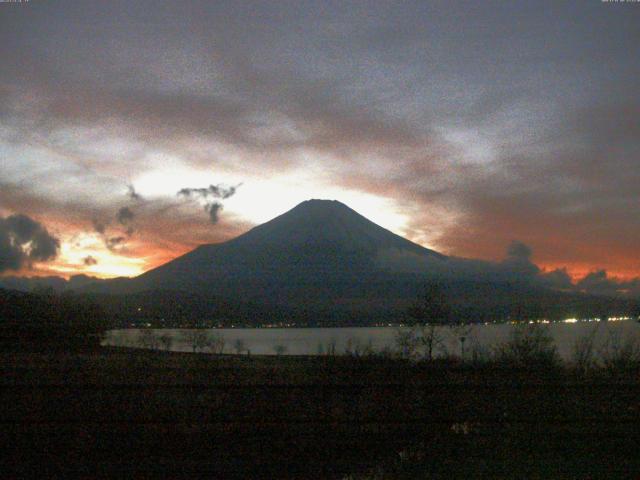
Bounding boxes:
103 318 640 360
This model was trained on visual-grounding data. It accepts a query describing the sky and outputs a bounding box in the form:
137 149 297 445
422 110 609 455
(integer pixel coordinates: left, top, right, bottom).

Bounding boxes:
0 0 639 285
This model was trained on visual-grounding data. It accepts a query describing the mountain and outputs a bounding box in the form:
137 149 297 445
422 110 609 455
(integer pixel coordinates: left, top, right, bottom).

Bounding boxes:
84 199 639 324
140 198 446 282
0 274 106 293
88 200 449 316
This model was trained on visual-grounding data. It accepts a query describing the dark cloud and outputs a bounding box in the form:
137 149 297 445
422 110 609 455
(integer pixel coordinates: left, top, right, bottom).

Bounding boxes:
116 207 134 225
127 184 142 201
378 240 640 297
496 244 640 298
104 186 143 243
539 268 573 290
83 255 98 266
177 184 240 201
91 217 117 250
177 183 239 224
507 241 532 261
574 270 640 298
204 202 223 225
116 206 135 236
501 240 540 278
92 218 107 235
0 214 60 273
106 236 126 250
91 216 128 251
577 270 615 296
91 205 137 251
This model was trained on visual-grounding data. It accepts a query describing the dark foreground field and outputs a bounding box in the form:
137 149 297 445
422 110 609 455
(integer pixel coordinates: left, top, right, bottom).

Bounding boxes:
2 348 640 479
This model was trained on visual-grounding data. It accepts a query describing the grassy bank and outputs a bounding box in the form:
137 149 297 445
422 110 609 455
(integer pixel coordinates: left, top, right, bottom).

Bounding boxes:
2 348 639 478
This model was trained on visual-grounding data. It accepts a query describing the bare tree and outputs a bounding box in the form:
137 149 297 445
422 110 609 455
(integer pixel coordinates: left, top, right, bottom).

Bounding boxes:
344 337 355 356
418 324 446 361
233 338 247 354
494 324 559 367
359 338 375 357
273 344 287 356
600 328 640 372
408 283 451 360
327 338 337 356
344 337 375 357
181 330 211 353
208 332 225 354
159 333 173 351
451 324 473 358
138 329 160 350
572 325 600 375
409 282 452 324
394 328 418 359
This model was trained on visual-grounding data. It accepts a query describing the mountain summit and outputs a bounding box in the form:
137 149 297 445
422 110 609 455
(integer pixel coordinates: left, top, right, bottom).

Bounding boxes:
139 199 444 283
227 199 444 257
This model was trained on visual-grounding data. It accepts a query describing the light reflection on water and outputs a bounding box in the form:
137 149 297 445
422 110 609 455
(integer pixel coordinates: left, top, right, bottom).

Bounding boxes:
103 320 640 360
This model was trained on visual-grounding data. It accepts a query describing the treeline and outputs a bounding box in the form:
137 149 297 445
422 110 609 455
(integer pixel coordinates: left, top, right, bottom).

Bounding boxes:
88 282 640 329
427 280 640 323
1 279 638 347
87 290 299 328
0 288 109 351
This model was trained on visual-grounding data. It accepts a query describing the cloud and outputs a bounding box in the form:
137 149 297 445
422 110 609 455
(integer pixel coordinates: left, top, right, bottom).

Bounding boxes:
497 244 640 297
177 183 240 224
0 214 60 273
116 206 135 236
500 240 540 278
83 255 98 266
91 217 120 251
575 270 640 298
91 217 128 251
377 239 640 298
91 203 137 251
116 207 134 224
92 218 107 235
177 184 240 201
106 236 126 250
577 270 614 296
539 268 573 290
127 184 142 201
204 202 223 224
506 241 532 261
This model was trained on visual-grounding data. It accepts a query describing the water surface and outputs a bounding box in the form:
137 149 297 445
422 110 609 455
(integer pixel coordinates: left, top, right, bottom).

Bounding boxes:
104 320 640 360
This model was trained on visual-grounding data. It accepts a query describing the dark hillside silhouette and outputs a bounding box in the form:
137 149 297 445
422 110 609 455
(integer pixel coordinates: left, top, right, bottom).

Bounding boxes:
0 288 108 351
